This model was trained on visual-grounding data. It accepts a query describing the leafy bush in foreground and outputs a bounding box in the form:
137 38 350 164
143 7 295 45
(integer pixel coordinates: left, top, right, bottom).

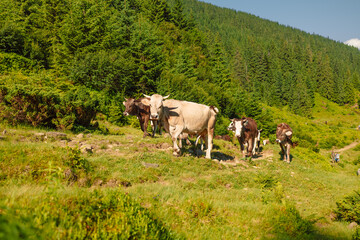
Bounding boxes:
1 189 175 239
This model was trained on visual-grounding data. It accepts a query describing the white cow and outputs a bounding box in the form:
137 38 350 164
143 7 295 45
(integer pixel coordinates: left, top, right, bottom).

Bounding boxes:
144 94 218 159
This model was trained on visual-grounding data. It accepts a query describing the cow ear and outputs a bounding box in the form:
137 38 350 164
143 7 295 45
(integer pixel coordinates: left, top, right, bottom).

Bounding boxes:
285 131 292 136
122 101 126 106
243 120 249 126
141 98 150 106
163 94 170 100
143 93 151 98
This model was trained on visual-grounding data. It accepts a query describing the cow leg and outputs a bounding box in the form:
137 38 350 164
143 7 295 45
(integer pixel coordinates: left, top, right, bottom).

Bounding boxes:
280 144 286 161
206 128 214 159
151 120 157 137
142 117 150 138
286 143 291 163
178 135 183 149
186 137 191 145
247 139 253 158
240 142 245 159
252 138 257 156
169 125 183 156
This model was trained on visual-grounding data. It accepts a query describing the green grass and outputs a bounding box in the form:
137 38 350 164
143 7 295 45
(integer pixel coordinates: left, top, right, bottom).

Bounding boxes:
0 117 360 239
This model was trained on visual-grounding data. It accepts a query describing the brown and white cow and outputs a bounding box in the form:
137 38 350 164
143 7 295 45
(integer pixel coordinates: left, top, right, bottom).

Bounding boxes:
227 117 258 158
144 94 218 159
123 97 157 138
276 123 295 163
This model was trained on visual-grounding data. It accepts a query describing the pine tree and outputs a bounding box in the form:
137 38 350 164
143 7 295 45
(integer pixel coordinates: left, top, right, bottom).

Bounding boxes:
171 0 188 29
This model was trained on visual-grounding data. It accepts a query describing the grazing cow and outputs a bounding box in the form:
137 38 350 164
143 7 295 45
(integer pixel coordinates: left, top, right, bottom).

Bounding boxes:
227 117 258 158
276 123 295 163
144 94 218 159
123 98 157 138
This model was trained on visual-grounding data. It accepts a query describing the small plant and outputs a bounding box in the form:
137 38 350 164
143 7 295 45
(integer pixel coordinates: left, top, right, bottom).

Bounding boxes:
64 147 92 173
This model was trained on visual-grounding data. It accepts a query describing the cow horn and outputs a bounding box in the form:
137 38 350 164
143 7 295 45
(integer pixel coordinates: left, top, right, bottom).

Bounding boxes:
163 94 170 99
143 94 151 98
124 97 128 101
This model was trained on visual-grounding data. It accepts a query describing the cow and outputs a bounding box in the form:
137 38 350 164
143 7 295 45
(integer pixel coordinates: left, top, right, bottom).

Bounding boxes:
123 97 157 138
276 123 295 163
227 117 258 158
144 94 218 159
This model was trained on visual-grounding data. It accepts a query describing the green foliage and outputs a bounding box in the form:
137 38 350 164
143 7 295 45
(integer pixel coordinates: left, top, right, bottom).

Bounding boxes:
65 147 92 173
334 190 360 224
2 190 175 239
0 210 42 240
270 203 314 238
0 83 99 130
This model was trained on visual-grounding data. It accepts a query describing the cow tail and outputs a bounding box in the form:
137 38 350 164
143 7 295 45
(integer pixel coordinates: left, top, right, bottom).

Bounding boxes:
210 106 219 114
288 139 298 148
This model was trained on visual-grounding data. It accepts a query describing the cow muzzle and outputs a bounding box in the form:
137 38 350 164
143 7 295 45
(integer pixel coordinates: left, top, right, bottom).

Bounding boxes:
150 114 159 120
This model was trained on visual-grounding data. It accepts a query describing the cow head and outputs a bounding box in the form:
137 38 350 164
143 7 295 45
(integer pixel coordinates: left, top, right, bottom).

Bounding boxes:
227 119 236 132
228 118 248 137
143 94 169 120
123 98 136 116
275 130 292 143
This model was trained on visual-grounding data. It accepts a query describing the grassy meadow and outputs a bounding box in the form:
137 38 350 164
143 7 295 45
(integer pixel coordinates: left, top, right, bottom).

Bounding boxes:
1 97 360 240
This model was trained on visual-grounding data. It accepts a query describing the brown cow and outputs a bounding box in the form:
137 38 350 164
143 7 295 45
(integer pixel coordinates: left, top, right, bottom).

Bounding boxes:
123 97 157 138
276 123 295 163
227 117 258 158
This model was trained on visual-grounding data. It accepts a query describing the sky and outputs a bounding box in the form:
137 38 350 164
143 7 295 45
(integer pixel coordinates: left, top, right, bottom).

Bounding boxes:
200 0 360 49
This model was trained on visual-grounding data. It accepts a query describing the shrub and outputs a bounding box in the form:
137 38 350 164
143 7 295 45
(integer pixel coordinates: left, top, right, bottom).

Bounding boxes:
270 203 314 238
6 190 175 239
334 190 360 224
0 84 100 130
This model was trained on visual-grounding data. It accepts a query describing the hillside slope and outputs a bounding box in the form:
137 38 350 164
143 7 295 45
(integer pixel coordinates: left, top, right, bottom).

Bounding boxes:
1 120 359 239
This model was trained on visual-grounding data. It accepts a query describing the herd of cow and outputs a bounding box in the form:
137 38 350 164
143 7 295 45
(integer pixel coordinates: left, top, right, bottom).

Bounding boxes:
123 94 297 163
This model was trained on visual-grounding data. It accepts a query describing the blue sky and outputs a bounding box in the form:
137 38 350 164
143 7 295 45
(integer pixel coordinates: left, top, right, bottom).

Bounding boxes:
200 0 360 48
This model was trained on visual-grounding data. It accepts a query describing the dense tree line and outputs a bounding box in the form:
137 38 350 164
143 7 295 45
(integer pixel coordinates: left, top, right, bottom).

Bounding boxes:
0 0 359 134
177 0 360 117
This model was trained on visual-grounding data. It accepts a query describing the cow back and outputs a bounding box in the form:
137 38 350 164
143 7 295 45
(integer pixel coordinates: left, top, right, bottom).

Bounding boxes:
243 117 258 140
163 99 217 134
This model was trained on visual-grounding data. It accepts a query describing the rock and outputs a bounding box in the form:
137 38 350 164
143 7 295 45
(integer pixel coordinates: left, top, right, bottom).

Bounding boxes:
76 133 84 139
93 179 104 187
64 168 77 181
34 133 46 140
80 145 93 153
46 132 67 140
78 178 89 187
349 222 358 229
142 162 159 168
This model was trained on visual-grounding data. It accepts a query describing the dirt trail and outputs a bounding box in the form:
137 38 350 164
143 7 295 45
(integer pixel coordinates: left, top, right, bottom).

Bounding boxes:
333 141 359 153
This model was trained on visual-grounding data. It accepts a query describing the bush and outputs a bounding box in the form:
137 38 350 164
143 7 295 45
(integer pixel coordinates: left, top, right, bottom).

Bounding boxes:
270 203 314 238
4 190 175 239
0 84 100 130
334 190 360 224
